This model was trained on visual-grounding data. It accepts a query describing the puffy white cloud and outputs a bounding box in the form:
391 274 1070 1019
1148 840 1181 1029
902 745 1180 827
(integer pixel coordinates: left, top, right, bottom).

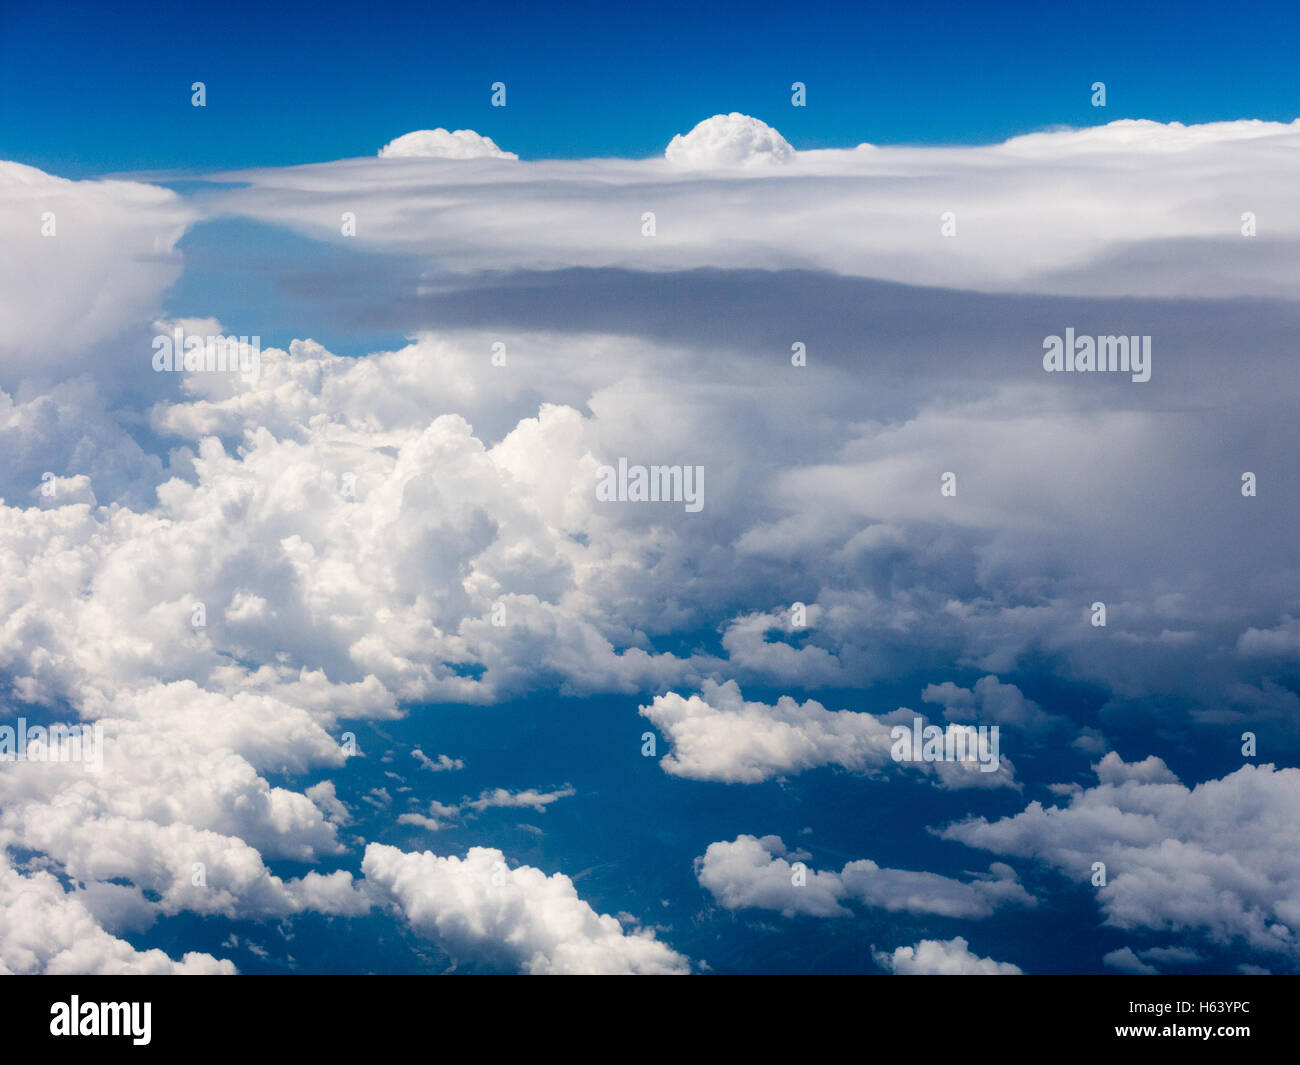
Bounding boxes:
1093 751 1179 785
362 843 689 973
695 834 1034 919
642 681 897 784
306 780 352 825
941 758 1300 960
873 936 1022 975
0 852 235 975
696 835 850 917
665 113 795 169
378 128 518 160
641 680 1017 788
0 678 377 928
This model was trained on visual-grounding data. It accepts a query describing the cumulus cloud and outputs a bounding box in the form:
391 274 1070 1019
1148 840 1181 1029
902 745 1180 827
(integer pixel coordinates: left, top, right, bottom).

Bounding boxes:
923 675 1059 734
0 852 235 975
1092 751 1179 785
873 936 1022 975
362 843 689 974
696 835 849 917
941 758 1300 961
642 681 897 784
378 128 518 160
696 834 1034 919
665 113 795 169
641 680 1017 788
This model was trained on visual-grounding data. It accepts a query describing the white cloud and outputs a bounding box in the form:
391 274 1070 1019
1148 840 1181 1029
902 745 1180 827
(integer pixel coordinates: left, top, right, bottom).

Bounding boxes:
641 681 897 784
212 118 1300 299
378 128 518 160
462 785 575 813
401 785 575 828
873 936 1022 975
362 843 689 973
665 113 795 169
1092 751 1179 785
306 780 352 825
412 750 463 772
923 675 1058 734
0 163 195 388
641 680 1017 788
0 852 236 975
696 834 1034 919
941 758 1300 960
696 835 849 917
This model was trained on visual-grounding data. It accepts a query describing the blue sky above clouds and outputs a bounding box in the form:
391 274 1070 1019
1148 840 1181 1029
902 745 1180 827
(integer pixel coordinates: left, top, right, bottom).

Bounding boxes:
3 0 1299 172
1 1 1299 975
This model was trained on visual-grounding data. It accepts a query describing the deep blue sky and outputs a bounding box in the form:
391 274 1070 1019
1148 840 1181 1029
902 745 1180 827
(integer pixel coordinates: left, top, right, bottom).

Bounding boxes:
2 0 1297 176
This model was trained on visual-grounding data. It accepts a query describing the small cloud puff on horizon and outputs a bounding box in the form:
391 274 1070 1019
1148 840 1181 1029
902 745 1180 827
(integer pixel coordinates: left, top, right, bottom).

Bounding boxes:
378 128 519 160
664 113 797 168
375 113 800 167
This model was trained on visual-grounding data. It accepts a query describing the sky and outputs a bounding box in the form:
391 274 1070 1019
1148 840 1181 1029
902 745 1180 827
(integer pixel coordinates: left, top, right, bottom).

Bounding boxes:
2 0 1299 174
1 1 1299 978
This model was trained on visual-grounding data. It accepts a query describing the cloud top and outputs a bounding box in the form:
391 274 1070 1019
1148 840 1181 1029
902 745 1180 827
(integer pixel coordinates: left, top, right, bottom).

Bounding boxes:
665 113 795 168
378 128 518 160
